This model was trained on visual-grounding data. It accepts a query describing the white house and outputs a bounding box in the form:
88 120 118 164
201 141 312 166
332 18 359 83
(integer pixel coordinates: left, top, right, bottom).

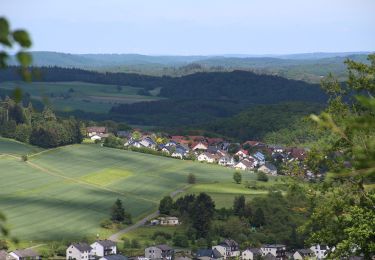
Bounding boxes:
66 243 93 260
258 162 278 176
235 149 248 158
218 156 234 166
140 137 156 149
241 248 262 260
212 239 240 259
234 160 253 170
260 244 286 259
8 249 41 260
145 245 174 260
87 127 107 137
310 245 330 259
197 152 217 163
91 240 117 257
192 142 208 151
159 216 179 226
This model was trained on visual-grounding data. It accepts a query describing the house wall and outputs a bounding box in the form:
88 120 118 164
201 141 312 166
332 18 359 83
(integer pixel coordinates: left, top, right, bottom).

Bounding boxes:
66 246 90 260
212 246 227 259
145 247 162 259
241 250 254 260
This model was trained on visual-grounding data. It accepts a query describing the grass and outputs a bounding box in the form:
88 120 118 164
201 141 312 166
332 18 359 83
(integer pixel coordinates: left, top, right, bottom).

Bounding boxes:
0 138 281 243
0 81 163 113
0 137 44 155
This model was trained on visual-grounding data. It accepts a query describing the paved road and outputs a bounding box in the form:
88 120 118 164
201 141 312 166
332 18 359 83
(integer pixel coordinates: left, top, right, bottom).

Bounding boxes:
108 187 187 242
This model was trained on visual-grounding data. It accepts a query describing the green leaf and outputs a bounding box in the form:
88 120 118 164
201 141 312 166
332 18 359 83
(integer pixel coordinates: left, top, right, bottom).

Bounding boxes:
12 87 23 104
0 17 10 39
0 51 8 68
16 51 32 67
13 30 32 47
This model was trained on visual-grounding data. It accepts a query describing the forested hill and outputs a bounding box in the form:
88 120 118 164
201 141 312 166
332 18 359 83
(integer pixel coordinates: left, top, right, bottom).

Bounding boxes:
0 66 327 104
158 70 326 103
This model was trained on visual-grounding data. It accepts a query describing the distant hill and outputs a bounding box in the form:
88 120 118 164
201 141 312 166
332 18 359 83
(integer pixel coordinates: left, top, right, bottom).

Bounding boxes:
8 51 372 82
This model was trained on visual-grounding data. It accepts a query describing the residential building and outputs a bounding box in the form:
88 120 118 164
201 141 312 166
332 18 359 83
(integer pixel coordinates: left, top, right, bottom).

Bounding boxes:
196 249 223 260
253 152 266 165
140 137 157 149
260 244 286 260
87 127 107 137
159 216 179 226
145 245 174 260
241 248 262 260
66 243 93 260
8 249 41 260
218 156 234 166
258 162 278 175
235 149 248 158
99 255 128 260
197 152 218 163
91 240 117 257
310 245 330 259
212 239 240 259
293 249 316 260
191 142 208 151
234 160 253 170
0 250 7 260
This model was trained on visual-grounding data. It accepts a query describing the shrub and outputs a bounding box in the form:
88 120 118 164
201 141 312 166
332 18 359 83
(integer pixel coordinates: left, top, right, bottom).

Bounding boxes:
257 172 269 182
21 154 28 162
233 171 242 184
100 219 112 229
187 173 196 184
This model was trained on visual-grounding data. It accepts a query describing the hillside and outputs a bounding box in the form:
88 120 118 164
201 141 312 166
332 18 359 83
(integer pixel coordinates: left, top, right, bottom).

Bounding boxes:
0 138 274 241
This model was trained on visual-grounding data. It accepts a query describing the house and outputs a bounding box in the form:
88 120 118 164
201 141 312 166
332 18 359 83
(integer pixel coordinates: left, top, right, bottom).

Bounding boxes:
310 245 330 259
8 249 41 260
197 152 218 163
145 245 174 260
293 249 316 260
87 127 107 137
66 243 93 260
191 142 208 151
125 139 143 148
140 137 157 149
253 152 266 165
258 162 278 175
218 156 234 166
150 219 160 225
160 216 179 226
241 248 262 260
165 141 178 147
234 160 253 170
196 249 223 260
206 138 224 146
288 148 307 161
91 240 117 257
260 244 286 260
172 145 189 159
268 145 284 153
212 239 240 259
235 149 248 158
263 253 277 260
99 255 128 260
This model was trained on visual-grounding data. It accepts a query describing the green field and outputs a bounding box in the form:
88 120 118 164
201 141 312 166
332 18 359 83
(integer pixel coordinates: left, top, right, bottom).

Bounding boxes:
0 138 279 242
0 81 163 113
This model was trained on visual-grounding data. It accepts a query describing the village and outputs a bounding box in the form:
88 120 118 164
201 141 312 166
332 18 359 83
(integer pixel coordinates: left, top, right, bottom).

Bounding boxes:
1 237 331 260
87 126 318 180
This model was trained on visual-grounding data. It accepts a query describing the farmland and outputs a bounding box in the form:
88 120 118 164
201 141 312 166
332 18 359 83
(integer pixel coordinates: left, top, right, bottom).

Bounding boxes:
0 81 163 113
0 138 279 242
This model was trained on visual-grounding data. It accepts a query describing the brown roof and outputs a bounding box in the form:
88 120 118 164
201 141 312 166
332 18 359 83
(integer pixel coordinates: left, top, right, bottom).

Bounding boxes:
11 249 40 258
0 250 8 260
87 126 107 133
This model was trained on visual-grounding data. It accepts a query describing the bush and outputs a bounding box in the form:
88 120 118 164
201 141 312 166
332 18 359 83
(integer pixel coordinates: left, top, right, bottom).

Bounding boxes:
21 154 28 162
173 234 189 247
233 171 242 184
131 239 141 248
152 231 172 240
187 173 196 184
257 172 269 182
100 219 112 229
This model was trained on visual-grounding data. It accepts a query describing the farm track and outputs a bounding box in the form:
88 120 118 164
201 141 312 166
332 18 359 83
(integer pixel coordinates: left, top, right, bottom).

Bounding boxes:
108 187 187 242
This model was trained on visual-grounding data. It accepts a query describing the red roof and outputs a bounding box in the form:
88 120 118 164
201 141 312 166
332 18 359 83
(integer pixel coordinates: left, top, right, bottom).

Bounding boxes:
236 149 249 155
243 140 260 147
207 137 224 145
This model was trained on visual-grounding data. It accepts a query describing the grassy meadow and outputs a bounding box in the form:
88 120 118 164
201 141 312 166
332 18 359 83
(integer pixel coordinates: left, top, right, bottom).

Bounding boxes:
0 81 163 113
0 138 282 243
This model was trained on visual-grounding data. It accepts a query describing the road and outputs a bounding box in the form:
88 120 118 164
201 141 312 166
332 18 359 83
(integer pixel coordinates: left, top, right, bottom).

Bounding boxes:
108 187 187 242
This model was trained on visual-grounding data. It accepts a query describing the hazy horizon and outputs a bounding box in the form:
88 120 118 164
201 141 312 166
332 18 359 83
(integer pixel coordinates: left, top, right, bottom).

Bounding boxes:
2 0 375 55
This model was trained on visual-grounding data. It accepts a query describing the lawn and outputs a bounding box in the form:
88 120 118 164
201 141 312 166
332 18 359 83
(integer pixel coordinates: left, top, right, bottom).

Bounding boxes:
0 137 44 156
0 81 163 113
0 140 281 242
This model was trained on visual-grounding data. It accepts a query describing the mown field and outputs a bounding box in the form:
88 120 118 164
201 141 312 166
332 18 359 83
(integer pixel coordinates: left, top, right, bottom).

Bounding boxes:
0 138 280 242
0 81 163 113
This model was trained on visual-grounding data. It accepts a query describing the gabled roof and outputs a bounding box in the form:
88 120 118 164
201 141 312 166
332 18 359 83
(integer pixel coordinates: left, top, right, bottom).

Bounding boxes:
155 244 173 251
220 239 239 248
295 248 313 256
237 160 253 168
236 149 249 155
101 255 128 260
11 249 40 258
244 248 261 255
253 152 265 161
87 126 107 133
72 242 92 252
262 244 286 249
95 239 116 247
212 248 223 259
196 249 212 257
263 253 277 260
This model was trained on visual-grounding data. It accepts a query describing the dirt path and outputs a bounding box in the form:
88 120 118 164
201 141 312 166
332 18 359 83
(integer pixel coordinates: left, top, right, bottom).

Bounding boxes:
108 187 188 242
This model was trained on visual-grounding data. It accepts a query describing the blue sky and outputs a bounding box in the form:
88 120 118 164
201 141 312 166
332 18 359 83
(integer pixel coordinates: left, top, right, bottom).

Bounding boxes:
1 0 375 55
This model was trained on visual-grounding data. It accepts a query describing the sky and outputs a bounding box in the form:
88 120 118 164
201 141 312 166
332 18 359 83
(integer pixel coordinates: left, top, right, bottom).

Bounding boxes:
1 0 375 55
